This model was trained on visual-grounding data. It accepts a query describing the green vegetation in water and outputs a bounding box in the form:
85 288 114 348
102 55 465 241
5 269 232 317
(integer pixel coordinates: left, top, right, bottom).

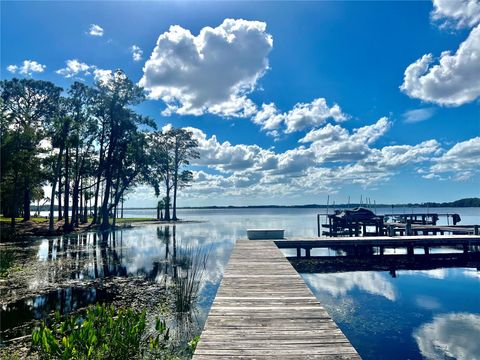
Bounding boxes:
31 304 198 359
0 249 20 278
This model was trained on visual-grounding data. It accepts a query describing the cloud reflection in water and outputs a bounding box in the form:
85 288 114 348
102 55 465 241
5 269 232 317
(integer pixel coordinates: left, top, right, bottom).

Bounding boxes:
414 313 480 360
302 271 396 301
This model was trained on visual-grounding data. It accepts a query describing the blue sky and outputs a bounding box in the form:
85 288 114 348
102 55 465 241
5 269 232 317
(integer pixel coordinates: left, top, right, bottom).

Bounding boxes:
2 1 479 206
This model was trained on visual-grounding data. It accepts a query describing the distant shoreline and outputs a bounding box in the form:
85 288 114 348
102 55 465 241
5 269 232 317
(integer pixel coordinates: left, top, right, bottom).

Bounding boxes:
128 200 480 210
33 198 480 211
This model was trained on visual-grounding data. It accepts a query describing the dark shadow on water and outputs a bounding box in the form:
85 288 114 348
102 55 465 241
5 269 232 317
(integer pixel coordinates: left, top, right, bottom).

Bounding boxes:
1 287 114 341
288 251 480 275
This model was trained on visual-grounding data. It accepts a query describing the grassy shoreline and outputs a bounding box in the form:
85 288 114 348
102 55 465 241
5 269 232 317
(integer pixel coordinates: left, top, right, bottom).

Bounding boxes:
0 216 196 241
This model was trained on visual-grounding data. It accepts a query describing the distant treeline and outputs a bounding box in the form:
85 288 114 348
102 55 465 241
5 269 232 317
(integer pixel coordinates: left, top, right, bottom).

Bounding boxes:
178 197 480 209
31 197 480 212
35 197 475 211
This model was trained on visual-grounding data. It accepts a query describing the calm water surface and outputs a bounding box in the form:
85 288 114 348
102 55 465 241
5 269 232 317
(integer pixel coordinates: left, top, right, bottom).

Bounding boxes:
2 207 480 359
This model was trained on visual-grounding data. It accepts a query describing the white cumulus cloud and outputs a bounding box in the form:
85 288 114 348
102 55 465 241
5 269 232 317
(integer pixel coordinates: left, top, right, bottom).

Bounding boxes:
130 45 143 61
253 98 348 134
56 59 111 83
93 69 113 84
431 0 480 29
88 24 104 36
400 24 480 106
177 118 448 199
139 19 273 117
428 136 480 180
6 60 46 75
302 117 391 163
56 59 91 78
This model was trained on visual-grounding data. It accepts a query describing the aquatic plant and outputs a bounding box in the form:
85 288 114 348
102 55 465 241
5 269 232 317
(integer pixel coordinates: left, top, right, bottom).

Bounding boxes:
171 245 210 314
31 304 170 359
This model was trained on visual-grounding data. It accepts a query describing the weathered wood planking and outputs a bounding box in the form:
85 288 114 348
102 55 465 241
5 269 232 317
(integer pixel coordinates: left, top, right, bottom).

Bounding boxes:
193 240 361 359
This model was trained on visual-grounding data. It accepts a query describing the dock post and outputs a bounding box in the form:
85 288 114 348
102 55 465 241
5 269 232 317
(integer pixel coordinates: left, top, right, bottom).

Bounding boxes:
475 225 479 235
424 246 429 255
387 225 395 237
297 247 301 257
305 247 311 258
407 244 414 256
379 246 384 256
317 214 321 237
406 220 412 236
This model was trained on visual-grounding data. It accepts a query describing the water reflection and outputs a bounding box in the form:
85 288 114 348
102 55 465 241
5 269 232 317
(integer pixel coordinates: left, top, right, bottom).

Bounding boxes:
1 287 113 340
303 272 396 301
414 295 442 310
301 266 480 360
3 208 480 359
414 313 480 360
2 224 223 345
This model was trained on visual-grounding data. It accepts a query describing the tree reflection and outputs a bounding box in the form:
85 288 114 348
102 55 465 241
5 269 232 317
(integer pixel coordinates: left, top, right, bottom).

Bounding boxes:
156 225 210 347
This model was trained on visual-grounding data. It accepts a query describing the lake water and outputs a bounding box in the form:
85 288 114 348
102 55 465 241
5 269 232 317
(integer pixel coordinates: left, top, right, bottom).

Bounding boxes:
2 207 480 359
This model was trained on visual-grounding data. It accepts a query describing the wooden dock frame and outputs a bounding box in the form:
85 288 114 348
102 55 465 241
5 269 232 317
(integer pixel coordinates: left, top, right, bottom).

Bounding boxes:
193 239 361 359
275 235 480 259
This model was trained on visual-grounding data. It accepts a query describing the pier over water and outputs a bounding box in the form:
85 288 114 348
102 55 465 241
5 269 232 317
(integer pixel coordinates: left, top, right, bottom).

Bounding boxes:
193 239 361 359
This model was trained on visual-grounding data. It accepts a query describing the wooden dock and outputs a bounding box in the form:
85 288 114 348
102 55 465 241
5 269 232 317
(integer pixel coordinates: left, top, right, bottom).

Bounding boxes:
193 239 360 359
275 234 480 257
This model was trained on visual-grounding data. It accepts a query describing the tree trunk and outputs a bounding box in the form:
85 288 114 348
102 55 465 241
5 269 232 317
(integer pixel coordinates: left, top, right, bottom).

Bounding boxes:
10 171 19 230
58 174 63 220
92 178 100 225
112 204 117 228
172 147 179 221
91 126 105 225
71 144 80 228
22 176 31 221
121 196 124 219
79 179 83 225
172 181 178 220
72 181 79 228
63 146 70 229
82 184 88 223
49 147 64 232
100 163 113 230
164 187 171 221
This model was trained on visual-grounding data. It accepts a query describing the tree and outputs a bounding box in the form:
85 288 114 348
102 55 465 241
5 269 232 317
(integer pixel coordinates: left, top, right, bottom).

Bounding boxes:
147 131 173 221
0 78 62 225
94 70 155 230
147 128 198 221
169 128 199 220
47 98 70 232
65 82 96 230
156 199 165 220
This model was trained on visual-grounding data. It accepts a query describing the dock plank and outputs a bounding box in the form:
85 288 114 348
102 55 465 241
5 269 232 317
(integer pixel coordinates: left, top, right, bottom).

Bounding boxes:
193 240 361 359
